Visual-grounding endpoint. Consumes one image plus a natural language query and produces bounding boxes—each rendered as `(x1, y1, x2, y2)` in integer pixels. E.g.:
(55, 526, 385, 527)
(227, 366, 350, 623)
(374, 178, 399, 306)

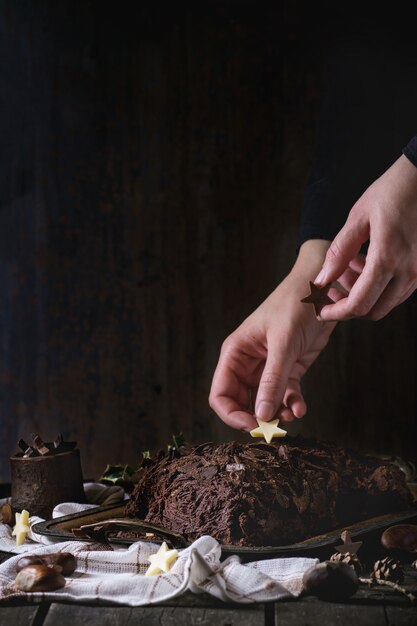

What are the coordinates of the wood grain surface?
(0, 0, 416, 483)
(1, 548, 417, 625)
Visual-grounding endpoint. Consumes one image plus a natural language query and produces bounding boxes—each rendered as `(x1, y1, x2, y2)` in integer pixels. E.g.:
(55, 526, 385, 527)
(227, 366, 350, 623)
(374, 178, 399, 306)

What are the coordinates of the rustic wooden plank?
(275, 598, 387, 625)
(163, 606, 265, 625)
(0, 606, 43, 626)
(385, 606, 417, 625)
(43, 603, 265, 626)
(1, 1, 416, 487)
(159, 589, 253, 609)
(43, 605, 161, 626)
(0, 0, 309, 483)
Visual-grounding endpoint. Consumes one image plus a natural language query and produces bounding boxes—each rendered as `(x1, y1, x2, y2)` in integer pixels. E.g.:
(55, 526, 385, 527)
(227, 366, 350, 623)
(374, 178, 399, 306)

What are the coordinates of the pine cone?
(372, 557, 404, 583)
(330, 551, 363, 575)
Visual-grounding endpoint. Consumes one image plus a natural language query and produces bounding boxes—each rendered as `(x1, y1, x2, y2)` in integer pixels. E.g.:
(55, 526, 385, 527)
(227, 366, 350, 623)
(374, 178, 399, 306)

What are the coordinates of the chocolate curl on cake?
(125, 437, 414, 548)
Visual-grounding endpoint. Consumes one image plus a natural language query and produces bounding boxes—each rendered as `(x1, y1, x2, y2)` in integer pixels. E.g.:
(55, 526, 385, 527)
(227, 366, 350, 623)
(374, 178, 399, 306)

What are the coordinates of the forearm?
(257, 239, 333, 316)
(291, 239, 331, 289)
(297, 34, 417, 254)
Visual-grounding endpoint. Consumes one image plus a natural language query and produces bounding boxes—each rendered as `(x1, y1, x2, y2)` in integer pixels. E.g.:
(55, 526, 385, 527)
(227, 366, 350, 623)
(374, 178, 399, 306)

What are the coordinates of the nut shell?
(16, 552, 77, 575)
(1, 503, 14, 526)
(381, 524, 417, 552)
(14, 564, 66, 592)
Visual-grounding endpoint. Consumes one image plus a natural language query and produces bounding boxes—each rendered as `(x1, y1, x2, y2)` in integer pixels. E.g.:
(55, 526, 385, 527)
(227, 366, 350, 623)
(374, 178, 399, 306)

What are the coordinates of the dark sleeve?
(296, 32, 417, 253)
(403, 135, 417, 168)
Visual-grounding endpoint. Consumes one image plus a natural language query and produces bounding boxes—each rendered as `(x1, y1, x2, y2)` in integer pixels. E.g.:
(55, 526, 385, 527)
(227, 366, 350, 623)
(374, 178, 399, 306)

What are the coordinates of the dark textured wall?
(1, 1, 416, 483)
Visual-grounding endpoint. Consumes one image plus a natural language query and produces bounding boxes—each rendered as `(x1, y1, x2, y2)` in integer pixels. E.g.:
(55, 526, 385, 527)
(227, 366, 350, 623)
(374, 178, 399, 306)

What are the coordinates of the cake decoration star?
(145, 541, 179, 576)
(335, 530, 363, 555)
(300, 281, 334, 316)
(250, 418, 287, 444)
(12, 509, 31, 546)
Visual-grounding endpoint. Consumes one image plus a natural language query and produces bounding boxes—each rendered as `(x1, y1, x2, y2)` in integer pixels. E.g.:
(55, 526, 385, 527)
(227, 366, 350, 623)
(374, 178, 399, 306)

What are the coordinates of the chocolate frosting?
(125, 436, 413, 546)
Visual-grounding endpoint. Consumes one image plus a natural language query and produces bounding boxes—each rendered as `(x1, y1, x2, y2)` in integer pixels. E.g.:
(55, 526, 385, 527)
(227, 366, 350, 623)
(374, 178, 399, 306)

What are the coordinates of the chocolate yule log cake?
(125, 436, 414, 547)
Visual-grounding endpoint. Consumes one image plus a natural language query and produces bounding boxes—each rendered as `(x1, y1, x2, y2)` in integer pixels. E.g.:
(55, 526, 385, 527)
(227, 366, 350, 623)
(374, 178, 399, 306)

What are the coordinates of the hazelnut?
(16, 552, 77, 576)
(381, 524, 417, 552)
(14, 564, 66, 592)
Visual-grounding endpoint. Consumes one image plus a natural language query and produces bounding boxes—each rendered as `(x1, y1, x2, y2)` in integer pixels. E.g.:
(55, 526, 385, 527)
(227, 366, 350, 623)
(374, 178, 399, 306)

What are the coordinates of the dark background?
(1, 0, 416, 483)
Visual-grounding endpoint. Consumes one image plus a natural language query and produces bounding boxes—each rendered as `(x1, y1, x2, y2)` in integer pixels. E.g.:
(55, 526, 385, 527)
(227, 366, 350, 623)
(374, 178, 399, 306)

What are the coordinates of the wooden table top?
(1, 549, 417, 626)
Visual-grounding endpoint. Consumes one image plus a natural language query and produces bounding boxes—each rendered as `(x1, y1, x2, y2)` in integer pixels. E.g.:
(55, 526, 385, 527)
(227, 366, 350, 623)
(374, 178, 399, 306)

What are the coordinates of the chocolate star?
(250, 418, 287, 444)
(301, 281, 334, 316)
(335, 530, 363, 555)
(145, 541, 179, 576)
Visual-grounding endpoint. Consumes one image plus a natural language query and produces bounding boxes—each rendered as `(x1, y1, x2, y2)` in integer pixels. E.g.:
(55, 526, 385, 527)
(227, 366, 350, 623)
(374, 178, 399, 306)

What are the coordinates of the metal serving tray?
(32, 502, 417, 561)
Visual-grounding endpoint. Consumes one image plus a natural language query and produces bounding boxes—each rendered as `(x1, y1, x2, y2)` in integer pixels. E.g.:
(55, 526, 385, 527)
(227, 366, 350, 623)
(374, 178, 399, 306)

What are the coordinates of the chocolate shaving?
(18, 439, 36, 458)
(194, 442, 213, 455)
(278, 445, 288, 461)
(201, 466, 217, 480)
(15, 433, 78, 457)
(32, 435, 51, 456)
(52, 434, 77, 453)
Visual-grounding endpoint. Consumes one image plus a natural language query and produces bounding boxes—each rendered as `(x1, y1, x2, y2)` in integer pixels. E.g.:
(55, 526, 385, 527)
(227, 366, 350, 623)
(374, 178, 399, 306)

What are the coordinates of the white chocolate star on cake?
(12, 509, 30, 546)
(250, 418, 287, 444)
(145, 541, 179, 576)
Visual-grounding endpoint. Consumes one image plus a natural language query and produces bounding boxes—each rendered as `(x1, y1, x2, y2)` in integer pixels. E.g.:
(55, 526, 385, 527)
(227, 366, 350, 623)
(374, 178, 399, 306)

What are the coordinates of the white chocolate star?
(145, 541, 179, 576)
(12, 509, 31, 546)
(250, 418, 287, 444)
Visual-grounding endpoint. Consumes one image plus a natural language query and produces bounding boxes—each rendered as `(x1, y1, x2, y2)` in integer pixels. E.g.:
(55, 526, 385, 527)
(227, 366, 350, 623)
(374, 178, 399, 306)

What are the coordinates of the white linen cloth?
(0, 484, 317, 605)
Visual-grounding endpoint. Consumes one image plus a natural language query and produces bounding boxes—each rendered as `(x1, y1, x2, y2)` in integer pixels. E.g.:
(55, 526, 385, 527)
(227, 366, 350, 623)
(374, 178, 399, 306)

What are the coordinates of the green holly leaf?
(99, 463, 135, 484)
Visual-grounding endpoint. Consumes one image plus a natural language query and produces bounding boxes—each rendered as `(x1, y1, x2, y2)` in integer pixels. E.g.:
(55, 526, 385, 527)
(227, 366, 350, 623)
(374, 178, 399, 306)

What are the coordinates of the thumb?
(314, 216, 369, 286)
(254, 353, 291, 421)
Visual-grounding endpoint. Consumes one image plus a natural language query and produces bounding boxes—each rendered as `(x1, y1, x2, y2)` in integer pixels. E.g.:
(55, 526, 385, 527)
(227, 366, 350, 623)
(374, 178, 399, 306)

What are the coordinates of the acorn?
(16, 552, 77, 576)
(381, 524, 417, 553)
(14, 564, 66, 592)
(303, 561, 358, 601)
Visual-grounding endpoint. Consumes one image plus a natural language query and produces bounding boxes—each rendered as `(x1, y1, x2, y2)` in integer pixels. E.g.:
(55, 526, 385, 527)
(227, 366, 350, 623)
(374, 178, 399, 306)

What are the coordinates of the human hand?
(209, 240, 339, 432)
(315, 154, 417, 321)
